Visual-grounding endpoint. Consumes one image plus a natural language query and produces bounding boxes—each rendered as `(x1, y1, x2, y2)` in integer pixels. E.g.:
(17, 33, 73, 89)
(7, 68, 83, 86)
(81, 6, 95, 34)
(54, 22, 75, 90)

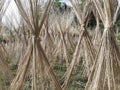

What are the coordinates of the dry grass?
(0, 0, 120, 90)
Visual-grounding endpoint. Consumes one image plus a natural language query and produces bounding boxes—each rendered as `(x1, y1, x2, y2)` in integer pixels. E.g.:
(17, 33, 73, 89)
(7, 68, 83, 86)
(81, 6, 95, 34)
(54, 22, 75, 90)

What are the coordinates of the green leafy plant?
(117, 33, 120, 40)
(54, 0, 61, 7)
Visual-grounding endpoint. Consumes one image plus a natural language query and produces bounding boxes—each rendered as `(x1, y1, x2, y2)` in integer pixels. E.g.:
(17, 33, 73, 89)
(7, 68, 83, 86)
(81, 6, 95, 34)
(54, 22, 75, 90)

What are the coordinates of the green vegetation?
(54, 0, 61, 7)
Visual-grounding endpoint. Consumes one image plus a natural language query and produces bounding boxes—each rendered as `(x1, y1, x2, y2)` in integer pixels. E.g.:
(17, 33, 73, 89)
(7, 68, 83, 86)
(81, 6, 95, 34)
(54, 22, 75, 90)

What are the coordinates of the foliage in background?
(54, 0, 61, 7)
(117, 33, 120, 40)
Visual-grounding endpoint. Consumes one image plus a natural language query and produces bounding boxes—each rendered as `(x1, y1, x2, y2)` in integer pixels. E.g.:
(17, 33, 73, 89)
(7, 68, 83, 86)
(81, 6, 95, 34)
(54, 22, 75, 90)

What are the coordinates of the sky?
(2, 0, 71, 26)
(2, 0, 19, 27)
(5, 0, 71, 15)
(118, 0, 120, 5)
(60, 0, 71, 6)
(5, 0, 70, 15)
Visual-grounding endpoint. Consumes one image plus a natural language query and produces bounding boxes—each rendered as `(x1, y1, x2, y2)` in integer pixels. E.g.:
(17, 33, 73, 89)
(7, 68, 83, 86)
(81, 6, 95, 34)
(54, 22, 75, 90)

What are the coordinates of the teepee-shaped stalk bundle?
(53, 14, 74, 66)
(92, 8, 102, 49)
(62, 0, 96, 89)
(113, 0, 120, 24)
(40, 14, 55, 62)
(41, 12, 54, 49)
(0, 0, 12, 81)
(86, 0, 120, 90)
(0, 0, 8, 61)
(10, 0, 62, 90)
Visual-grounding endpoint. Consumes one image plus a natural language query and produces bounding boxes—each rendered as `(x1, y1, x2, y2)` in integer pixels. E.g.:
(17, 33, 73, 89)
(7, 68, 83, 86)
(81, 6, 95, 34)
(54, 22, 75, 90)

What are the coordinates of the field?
(0, 0, 120, 90)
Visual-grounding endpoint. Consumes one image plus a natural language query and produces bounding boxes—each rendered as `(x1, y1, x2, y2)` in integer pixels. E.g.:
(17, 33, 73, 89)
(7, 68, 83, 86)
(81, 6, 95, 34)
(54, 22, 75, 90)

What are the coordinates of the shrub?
(117, 33, 120, 40)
